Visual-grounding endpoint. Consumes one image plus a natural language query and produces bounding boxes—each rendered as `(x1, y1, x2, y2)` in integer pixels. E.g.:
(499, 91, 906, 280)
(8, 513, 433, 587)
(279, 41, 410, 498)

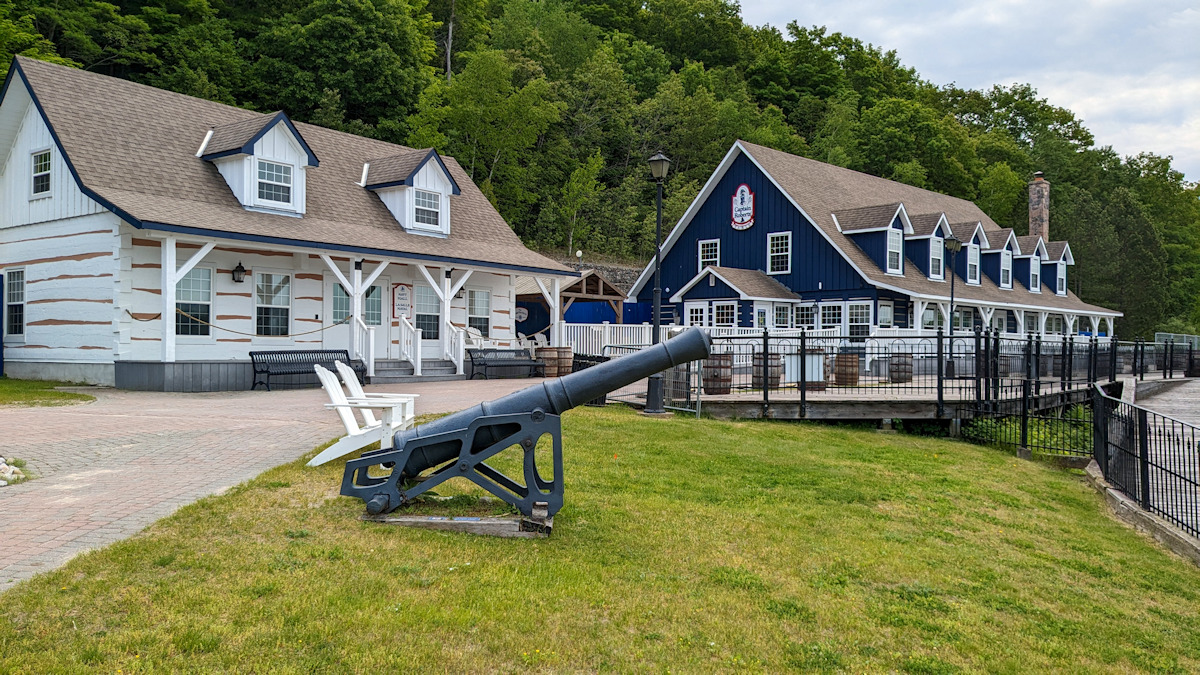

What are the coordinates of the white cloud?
(740, 0, 1200, 181)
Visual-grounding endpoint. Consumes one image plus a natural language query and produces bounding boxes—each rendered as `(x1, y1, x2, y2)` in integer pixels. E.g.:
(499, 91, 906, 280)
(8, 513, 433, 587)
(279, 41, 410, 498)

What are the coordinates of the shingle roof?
(948, 221, 988, 247)
(1015, 235, 1045, 257)
(710, 267, 801, 301)
(908, 212, 946, 237)
(364, 149, 435, 187)
(735, 141, 1116, 315)
(985, 228, 1017, 253)
(12, 56, 570, 276)
(204, 114, 282, 157)
(833, 203, 901, 232)
(1045, 241, 1070, 261)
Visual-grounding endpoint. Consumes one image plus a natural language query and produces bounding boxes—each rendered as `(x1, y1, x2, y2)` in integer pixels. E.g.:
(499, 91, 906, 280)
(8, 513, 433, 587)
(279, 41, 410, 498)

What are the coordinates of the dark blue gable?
(981, 239, 1013, 287)
(907, 238, 930, 277)
(679, 273, 740, 301)
(636, 152, 870, 309)
(951, 230, 984, 282)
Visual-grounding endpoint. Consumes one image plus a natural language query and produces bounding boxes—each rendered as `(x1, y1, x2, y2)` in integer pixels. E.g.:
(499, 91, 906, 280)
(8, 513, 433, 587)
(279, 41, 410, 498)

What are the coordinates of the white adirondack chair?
(333, 360, 418, 431)
(306, 364, 419, 467)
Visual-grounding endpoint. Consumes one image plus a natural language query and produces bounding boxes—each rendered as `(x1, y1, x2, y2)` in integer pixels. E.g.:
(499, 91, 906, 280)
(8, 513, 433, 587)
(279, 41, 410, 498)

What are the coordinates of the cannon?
(340, 328, 712, 528)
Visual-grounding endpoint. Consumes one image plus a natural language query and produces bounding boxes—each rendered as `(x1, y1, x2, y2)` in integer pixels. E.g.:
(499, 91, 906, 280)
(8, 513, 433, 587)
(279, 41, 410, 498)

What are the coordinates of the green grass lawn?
(3, 406, 1199, 672)
(0, 376, 93, 406)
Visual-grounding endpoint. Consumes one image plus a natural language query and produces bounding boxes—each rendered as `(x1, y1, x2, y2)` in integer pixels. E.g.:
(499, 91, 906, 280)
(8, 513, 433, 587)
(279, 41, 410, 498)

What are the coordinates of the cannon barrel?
(390, 327, 711, 478)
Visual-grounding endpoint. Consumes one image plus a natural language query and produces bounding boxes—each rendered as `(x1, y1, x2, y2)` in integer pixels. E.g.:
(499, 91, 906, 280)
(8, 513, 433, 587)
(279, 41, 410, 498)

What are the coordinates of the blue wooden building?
(629, 141, 1120, 336)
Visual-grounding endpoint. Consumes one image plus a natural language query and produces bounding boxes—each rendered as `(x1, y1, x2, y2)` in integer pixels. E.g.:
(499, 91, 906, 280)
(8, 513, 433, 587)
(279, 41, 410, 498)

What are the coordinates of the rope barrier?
(124, 308, 355, 338)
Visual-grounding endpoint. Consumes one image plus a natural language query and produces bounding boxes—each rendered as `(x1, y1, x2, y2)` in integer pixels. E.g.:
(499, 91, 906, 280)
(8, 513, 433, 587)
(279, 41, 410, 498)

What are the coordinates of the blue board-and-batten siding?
(679, 274, 741, 301)
(906, 239, 930, 278)
(845, 216, 904, 275)
(636, 153, 871, 315)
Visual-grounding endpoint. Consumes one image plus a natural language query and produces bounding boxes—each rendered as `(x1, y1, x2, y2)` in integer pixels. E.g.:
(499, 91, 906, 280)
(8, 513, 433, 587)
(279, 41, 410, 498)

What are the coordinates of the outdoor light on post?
(943, 234, 963, 377)
(645, 151, 671, 415)
(575, 249, 583, 271)
(231, 261, 247, 283)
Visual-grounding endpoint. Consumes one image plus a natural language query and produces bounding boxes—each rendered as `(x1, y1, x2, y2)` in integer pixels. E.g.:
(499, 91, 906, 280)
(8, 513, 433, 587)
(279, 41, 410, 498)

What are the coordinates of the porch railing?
(445, 320, 465, 375)
(352, 316, 376, 378)
(398, 315, 422, 377)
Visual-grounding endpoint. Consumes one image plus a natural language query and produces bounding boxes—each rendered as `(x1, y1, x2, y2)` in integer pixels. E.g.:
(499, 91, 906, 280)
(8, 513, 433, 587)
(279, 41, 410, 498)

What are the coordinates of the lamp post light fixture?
(231, 261, 247, 283)
(575, 249, 583, 271)
(645, 151, 671, 415)
(943, 234, 963, 378)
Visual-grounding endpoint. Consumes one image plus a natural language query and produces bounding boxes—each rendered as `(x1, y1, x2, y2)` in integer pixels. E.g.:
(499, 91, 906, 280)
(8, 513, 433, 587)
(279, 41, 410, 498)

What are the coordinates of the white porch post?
(553, 278, 562, 347)
(1038, 312, 1048, 334)
(913, 300, 926, 331)
(1016, 310, 1026, 334)
(533, 277, 561, 347)
(441, 269, 452, 356)
(161, 237, 215, 363)
(319, 254, 356, 355)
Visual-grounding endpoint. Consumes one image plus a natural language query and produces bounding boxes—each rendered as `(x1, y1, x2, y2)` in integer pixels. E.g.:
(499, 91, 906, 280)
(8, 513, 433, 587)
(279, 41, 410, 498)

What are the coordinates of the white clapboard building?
(0, 56, 575, 390)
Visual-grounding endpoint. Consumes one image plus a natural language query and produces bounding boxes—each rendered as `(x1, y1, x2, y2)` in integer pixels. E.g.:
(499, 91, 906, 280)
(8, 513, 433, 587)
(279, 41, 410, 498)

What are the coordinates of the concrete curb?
(1085, 459, 1200, 567)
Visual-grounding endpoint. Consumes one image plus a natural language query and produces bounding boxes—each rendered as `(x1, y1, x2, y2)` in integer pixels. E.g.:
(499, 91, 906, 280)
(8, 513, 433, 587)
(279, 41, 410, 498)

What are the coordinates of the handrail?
(353, 315, 376, 377)
(444, 319, 465, 375)
(398, 314, 422, 377)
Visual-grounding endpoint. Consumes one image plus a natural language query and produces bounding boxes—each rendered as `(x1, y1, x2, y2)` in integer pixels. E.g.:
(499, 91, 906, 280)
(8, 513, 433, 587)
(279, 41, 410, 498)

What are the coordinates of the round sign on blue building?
(732, 183, 754, 230)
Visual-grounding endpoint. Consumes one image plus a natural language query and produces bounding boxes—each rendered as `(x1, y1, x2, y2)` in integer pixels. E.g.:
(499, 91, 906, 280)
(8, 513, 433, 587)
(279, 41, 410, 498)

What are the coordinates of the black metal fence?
(1093, 386, 1200, 538)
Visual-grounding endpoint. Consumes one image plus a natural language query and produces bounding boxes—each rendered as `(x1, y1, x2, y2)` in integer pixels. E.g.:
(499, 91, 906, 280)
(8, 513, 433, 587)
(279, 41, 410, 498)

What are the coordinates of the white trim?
(886, 227, 903, 274)
(253, 269, 294, 341)
(956, 222, 991, 249)
(668, 267, 799, 303)
(966, 244, 980, 285)
(174, 265, 216, 343)
(929, 235, 944, 281)
(712, 301, 737, 327)
(1000, 249, 1013, 289)
(253, 158, 295, 210)
(840, 203, 915, 235)
(905, 213, 952, 240)
(767, 231, 791, 275)
(29, 147, 52, 200)
(877, 300, 894, 328)
(1056, 262, 1067, 296)
(1029, 261, 1041, 293)
(697, 238, 720, 273)
(3, 267, 26, 341)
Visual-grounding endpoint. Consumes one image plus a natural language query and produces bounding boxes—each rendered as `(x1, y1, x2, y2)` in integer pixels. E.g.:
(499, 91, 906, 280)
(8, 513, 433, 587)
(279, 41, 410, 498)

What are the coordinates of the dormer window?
(967, 244, 980, 284)
(929, 236, 944, 279)
(256, 160, 293, 205)
(886, 228, 903, 273)
(414, 189, 441, 228)
(1000, 250, 1012, 288)
(1030, 262, 1041, 292)
(1057, 263, 1066, 295)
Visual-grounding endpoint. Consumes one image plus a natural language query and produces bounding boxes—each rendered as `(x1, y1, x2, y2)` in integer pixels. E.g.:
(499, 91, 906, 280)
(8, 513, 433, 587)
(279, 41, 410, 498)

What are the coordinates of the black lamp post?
(943, 234, 962, 377)
(645, 151, 671, 414)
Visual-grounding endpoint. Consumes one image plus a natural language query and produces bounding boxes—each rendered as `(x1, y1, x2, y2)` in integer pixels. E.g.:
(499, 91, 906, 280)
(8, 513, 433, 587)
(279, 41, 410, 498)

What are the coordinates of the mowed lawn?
(3, 407, 1199, 673)
(0, 376, 93, 406)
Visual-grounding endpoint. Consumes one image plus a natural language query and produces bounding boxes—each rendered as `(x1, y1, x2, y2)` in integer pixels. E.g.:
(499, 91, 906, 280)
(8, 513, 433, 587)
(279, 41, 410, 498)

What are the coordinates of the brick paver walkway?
(0, 378, 541, 592)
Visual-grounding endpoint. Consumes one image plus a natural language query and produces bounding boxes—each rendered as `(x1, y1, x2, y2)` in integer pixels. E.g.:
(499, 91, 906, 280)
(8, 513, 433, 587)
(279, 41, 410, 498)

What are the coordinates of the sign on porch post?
(392, 283, 411, 319)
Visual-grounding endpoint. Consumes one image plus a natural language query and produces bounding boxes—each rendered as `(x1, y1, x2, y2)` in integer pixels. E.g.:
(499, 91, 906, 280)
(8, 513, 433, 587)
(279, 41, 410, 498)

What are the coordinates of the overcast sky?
(740, 0, 1200, 183)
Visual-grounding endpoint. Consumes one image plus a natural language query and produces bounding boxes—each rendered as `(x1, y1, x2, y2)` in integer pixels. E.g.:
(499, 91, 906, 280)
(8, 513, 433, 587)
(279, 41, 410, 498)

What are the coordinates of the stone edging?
(1085, 459, 1200, 567)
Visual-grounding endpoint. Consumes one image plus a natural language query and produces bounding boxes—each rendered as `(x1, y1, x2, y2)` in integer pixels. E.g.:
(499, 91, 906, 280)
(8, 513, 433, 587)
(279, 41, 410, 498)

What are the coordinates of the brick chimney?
(1028, 171, 1050, 240)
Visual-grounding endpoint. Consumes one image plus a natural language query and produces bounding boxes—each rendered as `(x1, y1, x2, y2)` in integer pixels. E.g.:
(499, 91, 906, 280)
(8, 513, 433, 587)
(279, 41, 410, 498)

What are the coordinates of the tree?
(975, 162, 1026, 228)
(1105, 188, 1167, 337)
(249, 0, 435, 129)
(558, 150, 605, 253)
(858, 97, 979, 198)
(0, 0, 76, 79)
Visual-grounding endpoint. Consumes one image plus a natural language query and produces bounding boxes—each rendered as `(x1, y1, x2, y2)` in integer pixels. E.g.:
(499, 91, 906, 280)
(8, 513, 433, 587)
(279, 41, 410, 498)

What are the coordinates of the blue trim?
(3, 58, 143, 228)
(138, 221, 576, 277)
(364, 149, 462, 195)
(200, 111, 320, 167)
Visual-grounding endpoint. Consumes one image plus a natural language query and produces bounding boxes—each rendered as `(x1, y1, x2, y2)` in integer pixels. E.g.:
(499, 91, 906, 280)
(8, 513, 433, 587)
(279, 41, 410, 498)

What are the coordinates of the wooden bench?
(466, 348, 545, 380)
(249, 349, 366, 391)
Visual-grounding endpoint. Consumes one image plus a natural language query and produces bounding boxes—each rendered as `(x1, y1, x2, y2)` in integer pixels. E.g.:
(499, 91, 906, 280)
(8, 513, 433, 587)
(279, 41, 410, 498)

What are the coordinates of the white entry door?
(325, 276, 390, 359)
(413, 284, 442, 359)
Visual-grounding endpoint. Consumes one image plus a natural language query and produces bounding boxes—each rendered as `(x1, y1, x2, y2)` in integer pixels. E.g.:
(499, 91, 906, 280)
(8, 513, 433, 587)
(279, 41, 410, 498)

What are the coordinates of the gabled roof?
(629, 140, 1119, 317)
(200, 111, 319, 166)
(833, 202, 910, 233)
(515, 269, 627, 300)
(363, 148, 462, 194)
(1046, 241, 1074, 264)
(5, 56, 570, 277)
(907, 212, 951, 238)
(1015, 235, 1048, 259)
(981, 228, 1019, 255)
(949, 221, 991, 248)
(669, 266, 801, 303)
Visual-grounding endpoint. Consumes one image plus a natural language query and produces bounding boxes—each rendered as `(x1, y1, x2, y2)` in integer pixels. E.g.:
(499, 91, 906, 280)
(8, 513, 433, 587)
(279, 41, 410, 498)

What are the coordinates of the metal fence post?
(973, 325, 982, 403)
(937, 327, 945, 418)
(991, 328, 1001, 402)
(1137, 407, 1151, 510)
(1020, 334, 1032, 458)
(1060, 334, 1068, 392)
(1035, 334, 1043, 396)
(761, 327, 770, 418)
(1109, 335, 1118, 384)
(799, 329, 807, 417)
(1189, 341, 1194, 378)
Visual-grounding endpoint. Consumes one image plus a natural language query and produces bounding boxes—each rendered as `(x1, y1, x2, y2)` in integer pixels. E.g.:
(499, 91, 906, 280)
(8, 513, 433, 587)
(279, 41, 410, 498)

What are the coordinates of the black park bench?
(249, 349, 367, 391)
(467, 348, 545, 380)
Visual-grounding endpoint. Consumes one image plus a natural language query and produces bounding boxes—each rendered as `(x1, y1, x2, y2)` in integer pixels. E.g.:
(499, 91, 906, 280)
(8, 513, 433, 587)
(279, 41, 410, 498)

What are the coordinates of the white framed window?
(333, 285, 383, 326)
(414, 285, 441, 339)
(713, 302, 736, 327)
(1025, 311, 1039, 333)
(821, 304, 842, 331)
(767, 232, 791, 275)
(256, 159, 293, 205)
(922, 306, 944, 330)
(5, 269, 26, 336)
(848, 303, 871, 337)
(966, 244, 980, 284)
(886, 228, 903, 273)
(468, 289, 490, 336)
(30, 149, 51, 198)
(686, 303, 708, 327)
(795, 305, 816, 330)
(952, 307, 974, 331)
(774, 305, 791, 328)
(993, 313, 1008, 333)
(929, 236, 944, 280)
(698, 239, 720, 272)
(1046, 314, 1065, 334)
(1056, 263, 1066, 295)
(414, 189, 441, 229)
(1000, 250, 1013, 288)
(878, 302, 893, 328)
(1030, 263, 1041, 292)
(255, 272, 291, 337)
(175, 267, 212, 336)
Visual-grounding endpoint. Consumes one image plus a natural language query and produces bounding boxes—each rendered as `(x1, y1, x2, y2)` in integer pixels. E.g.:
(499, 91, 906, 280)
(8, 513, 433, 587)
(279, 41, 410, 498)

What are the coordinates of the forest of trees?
(1, 0, 1197, 337)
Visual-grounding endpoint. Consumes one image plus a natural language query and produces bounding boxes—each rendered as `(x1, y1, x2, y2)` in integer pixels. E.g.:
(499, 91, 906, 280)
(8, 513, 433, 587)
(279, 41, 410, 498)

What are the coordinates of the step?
(367, 374, 466, 384)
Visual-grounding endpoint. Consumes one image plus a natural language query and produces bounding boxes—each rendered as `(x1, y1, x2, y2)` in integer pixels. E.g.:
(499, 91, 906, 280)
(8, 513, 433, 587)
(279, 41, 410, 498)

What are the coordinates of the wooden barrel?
(536, 347, 559, 377)
(702, 353, 733, 395)
(834, 353, 859, 386)
(752, 353, 783, 390)
(888, 352, 913, 383)
(555, 346, 574, 375)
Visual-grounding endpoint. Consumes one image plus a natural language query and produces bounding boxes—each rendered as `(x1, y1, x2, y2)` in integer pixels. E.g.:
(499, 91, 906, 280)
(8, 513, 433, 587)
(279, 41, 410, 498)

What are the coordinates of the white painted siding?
(412, 160, 450, 193)
(253, 122, 307, 214)
(0, 82, 104, 229)
(214, 156, 247, 204)
(0, 213, 120, 364)
(377, 187, 411, 229)
(373, 160, 452, 236)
